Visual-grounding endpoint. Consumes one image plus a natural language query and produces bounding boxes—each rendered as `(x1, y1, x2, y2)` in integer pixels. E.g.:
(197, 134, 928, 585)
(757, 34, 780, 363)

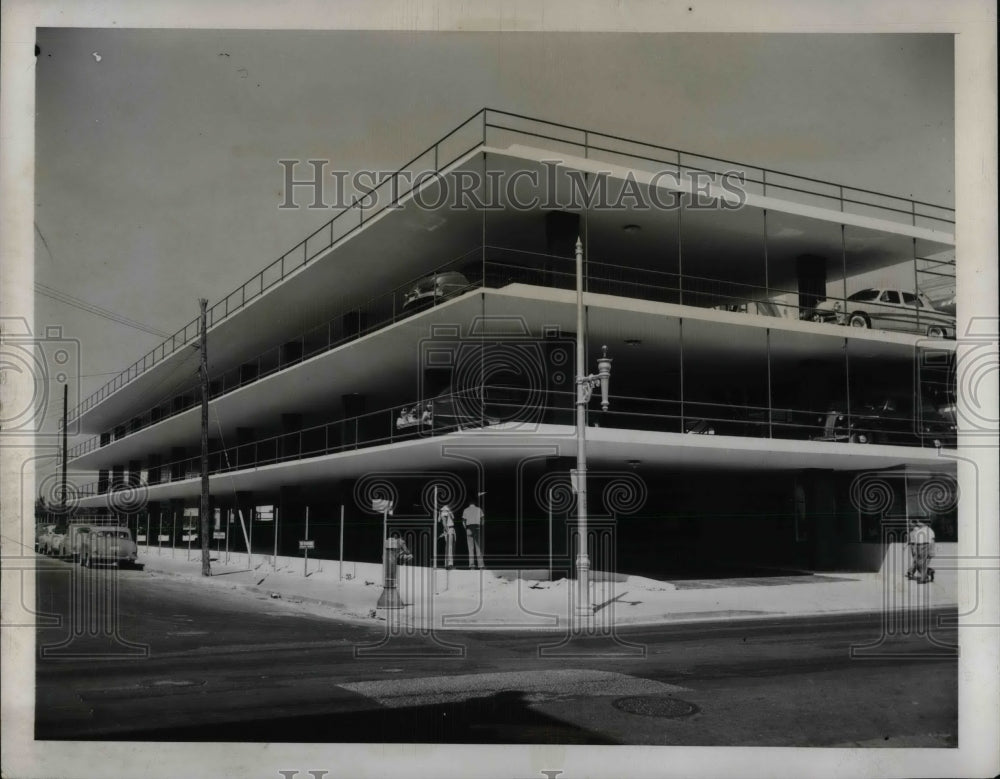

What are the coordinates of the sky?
(30, 30, 955, 454)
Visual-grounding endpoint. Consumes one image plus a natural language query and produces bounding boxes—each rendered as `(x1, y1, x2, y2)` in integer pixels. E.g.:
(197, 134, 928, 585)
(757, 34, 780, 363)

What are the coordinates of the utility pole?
(198, 298, 211, 577)
(573, 236, 612, 628)
(61, 384, 68, 514)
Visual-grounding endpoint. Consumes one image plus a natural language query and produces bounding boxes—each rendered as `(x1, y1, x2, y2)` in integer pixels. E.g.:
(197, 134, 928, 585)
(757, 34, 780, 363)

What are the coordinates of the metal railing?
(67, 242, 956, 461)
(68, 108, 955, 425)
(75, 385, 956, 499)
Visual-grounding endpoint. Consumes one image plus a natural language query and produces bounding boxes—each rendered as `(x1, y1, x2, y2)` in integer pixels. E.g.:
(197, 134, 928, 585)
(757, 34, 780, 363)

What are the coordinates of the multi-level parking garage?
(64, 110, 957, 577)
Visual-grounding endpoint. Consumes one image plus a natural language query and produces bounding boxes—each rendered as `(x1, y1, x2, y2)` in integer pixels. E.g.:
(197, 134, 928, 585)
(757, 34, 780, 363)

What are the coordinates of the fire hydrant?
(376, 535, 412, 609)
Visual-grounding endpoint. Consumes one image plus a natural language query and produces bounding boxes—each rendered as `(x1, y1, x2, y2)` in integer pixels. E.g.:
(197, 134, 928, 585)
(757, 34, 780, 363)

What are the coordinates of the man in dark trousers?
(462, 498, 485, 570)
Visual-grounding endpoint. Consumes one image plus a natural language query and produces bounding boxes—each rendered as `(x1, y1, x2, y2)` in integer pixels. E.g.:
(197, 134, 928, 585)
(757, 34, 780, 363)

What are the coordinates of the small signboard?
(213, 532, 226, 540)
(298, 540, 315, 550)
(157, 534, 170, 542)
(183, 508, 199, 517)
(137, 535, 147, 542)
(181, 534, 198, 542)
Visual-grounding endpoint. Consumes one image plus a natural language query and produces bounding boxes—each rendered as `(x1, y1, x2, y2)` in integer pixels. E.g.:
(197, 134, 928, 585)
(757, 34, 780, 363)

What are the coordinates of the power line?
(34, 282, 172, 338)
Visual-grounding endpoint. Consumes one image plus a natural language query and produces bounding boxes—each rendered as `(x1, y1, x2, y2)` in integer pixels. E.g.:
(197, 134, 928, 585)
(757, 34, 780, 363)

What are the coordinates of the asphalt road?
(34, 556, 958, 746)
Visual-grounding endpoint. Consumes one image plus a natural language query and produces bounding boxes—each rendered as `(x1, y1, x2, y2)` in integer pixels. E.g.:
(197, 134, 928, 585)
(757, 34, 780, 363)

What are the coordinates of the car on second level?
(813, 396, 956, 448)
(805, 288, 955, 338)
(79, 526, 140, 568)
(402, 271, 472, 310)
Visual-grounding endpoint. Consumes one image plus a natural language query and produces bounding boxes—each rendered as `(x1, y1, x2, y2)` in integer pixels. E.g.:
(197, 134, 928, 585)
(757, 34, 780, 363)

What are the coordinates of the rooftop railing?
(68, 108, 956, 425)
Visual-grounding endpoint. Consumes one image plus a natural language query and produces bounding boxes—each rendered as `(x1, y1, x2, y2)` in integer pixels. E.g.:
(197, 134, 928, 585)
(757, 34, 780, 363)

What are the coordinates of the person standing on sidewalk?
(912, 519, 936, 583)
(906, 519, 919, 580)
(462, 498, 485, 569)
(438, 504, 456, 570)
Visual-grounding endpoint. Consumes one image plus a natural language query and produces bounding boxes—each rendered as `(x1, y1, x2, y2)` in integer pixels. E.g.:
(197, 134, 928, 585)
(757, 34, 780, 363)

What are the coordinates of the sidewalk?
(133, 545, 958, 630)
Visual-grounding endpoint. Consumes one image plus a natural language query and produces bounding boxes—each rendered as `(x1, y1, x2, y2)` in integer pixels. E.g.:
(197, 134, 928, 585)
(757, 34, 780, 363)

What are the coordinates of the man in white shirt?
(462, 499, 485, 570)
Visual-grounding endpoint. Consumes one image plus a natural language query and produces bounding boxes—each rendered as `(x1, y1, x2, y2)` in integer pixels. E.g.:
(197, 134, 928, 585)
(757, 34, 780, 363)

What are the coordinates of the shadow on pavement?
(81, 689, 619, 744)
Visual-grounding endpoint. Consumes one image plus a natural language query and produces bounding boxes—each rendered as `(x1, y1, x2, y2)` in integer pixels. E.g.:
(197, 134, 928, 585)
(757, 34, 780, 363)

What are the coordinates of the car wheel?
(927, 325, 945, 338)
(848, 312, 870, 329)
(849, 432, 871, 444)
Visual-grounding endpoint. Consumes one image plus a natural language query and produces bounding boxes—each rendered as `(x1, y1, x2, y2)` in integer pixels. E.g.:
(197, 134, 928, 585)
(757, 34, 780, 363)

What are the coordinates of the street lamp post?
(573, 236, 612, 627)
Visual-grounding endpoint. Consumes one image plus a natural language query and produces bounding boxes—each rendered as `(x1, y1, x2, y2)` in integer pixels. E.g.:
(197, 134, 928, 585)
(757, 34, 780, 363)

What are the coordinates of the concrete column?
(280, 414, 303, 459)
(236, 427, 255, 469)
(341, 394, 366, 447)
(545, 210, 581, 288)
(342, 310, 368, 339)
(278, 486, 303, 559)
(146, 454, 161, 485)
(796, 254, 828, 313)
(170, 447, 186, 481)
(280, 340, 303, 367)
(796, 469, 839, 570)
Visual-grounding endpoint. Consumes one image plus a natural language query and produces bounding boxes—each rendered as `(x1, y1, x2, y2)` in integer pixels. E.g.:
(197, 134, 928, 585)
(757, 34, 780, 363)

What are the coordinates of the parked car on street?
(804, 288, 955, 338)
(813, 396, 956, 447)
(60, 524, 93, 561)
(45, 526, 67, 556)
(78, 526, 140, 568)
(402, 271, 472, 310)
(36, 523, 57, 553)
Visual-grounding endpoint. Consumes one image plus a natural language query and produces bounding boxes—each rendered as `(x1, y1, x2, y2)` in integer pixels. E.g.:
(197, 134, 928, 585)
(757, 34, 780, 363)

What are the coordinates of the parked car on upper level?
(712, 300, 782, 318)
(79, 526, 139, 568)
(402, 271, 472, 310)
(805, 288, 955, 338)
(813, 396, 956, 448)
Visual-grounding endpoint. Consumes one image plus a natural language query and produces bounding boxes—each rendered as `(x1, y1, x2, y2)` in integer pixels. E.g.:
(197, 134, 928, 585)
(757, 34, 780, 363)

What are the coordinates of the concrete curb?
(140, 560, 958, 631)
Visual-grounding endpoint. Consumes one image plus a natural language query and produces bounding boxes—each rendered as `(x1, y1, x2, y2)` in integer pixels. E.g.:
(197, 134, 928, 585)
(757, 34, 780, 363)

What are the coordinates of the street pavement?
(34, 551, 958, 746)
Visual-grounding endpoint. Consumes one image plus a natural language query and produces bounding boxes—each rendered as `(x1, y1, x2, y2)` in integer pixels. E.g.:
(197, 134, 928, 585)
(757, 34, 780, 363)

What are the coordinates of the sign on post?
(213, 532, 226, 540)
(157, 534, 170, 542)
(137, 535, 147, 543)
(298, 540, 315, 550)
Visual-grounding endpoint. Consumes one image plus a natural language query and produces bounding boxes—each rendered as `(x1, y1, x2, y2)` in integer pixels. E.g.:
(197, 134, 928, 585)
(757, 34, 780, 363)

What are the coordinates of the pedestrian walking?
(438, 504, 456, 569)
(462, 498, 485, 569)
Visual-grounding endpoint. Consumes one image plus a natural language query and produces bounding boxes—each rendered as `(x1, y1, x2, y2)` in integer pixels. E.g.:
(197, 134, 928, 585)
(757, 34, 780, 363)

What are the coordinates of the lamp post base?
(574, 554, 592, 628)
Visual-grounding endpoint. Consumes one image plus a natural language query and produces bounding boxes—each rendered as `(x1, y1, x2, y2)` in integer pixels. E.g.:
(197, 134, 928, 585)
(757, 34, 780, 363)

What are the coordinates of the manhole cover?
(612, 695, 699, 718)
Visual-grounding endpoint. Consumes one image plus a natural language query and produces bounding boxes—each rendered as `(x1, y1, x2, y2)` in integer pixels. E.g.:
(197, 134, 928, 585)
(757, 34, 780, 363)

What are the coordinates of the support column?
(341, 394, 366, 447)
(796, 469, 839, 570)
(170, 447, 186, 481)
(280, 414, 303, 459)
(545, 210, 580, 288)
(236, 427, 255, 469)
(796, 254, 828, 313)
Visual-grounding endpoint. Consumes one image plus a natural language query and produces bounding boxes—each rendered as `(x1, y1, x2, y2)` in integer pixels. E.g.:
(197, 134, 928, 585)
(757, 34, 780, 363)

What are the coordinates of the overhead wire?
(35, 282, 172, 338)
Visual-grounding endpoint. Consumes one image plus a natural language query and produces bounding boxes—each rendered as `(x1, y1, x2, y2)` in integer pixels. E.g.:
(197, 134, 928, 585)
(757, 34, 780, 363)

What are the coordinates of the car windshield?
(847, 289, 880, 302)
